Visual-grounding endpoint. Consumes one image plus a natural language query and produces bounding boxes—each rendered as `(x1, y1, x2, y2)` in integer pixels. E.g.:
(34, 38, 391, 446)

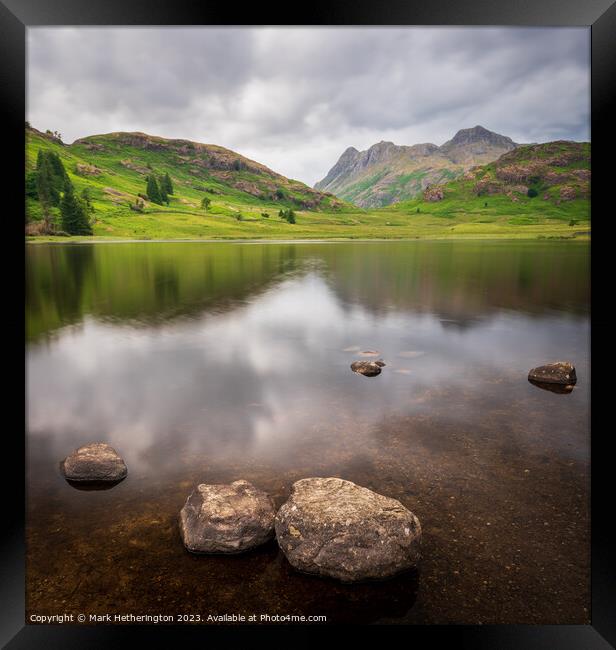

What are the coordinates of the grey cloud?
(27, 27, 590, 186)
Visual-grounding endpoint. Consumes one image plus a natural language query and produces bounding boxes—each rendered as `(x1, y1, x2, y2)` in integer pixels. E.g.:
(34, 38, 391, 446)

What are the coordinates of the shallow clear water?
(26, 240, 590, 624)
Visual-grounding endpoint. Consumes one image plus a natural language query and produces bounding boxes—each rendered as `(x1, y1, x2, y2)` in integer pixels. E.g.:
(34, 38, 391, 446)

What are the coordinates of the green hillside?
(377, 140, 590, 238)
(25, 127, 590, 241)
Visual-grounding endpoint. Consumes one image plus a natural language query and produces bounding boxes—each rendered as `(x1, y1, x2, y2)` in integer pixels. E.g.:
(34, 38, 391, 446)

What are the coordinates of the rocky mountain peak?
(340, 146, 360, 160)
(444, 125, 516, 149)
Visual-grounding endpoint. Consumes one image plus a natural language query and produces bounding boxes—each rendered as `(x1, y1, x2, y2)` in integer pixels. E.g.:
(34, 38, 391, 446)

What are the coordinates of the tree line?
(27, 150, 93, 235)
(146, 172, 174, 205)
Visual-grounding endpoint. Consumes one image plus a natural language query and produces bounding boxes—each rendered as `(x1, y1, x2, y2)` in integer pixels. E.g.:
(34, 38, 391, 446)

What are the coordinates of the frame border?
(3, 0, 614, 645)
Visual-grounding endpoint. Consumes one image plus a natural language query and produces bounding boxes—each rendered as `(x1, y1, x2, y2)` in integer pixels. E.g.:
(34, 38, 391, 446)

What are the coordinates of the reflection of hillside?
(26, 243, 302, 342)
(316, 241, 589, 321)
(26, 241, 589, 343)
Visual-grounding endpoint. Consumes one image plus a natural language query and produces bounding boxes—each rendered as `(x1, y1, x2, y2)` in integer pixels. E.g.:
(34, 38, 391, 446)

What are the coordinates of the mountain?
(315, 126, 518, 208)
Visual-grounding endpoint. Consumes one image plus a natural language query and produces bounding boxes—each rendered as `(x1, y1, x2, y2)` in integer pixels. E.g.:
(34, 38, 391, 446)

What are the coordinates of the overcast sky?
(27, 27, 590, 186)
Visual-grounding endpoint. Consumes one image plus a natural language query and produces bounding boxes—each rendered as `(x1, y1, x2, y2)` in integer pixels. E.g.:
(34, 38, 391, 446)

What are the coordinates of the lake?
(26, 240, 590, 624)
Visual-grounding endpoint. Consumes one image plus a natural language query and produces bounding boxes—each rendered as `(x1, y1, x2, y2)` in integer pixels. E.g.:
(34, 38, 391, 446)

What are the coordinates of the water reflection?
(27, 241, 589, 342)
(26, 241, 590, 624)
(27, 273, 589, 474)
(528, 378, 575, 394)
(65, 478, 125, 491)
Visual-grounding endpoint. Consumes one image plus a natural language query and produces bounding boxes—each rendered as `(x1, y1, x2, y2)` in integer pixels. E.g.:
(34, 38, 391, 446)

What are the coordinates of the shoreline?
(25, 234, 591, 245)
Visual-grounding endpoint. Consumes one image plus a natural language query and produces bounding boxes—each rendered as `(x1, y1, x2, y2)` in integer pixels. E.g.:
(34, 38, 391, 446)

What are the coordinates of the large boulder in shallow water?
(275, 477, 422, 582)
(528, 362, 577, 386)
(61, 442, 127, 483)
(351, 360, 385, 377)
(179, 480, 275, 554)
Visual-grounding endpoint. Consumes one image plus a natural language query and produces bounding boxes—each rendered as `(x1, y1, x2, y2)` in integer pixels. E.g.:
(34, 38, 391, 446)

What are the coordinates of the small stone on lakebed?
(179, 480, 276, 554)
(61, 442, 127, 484)
(528, 362, 577, 386)
(351, 360, 385, 377)
(275, 477, 422, 583)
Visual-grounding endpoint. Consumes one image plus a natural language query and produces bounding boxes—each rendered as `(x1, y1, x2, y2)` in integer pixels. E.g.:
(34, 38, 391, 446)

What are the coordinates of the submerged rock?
(61, 442, 127, 484)
(179, 480, 275, 554)
(528, 362, 577, 386)
(275, 477, 422, 582)
(351, 360, 385, 377)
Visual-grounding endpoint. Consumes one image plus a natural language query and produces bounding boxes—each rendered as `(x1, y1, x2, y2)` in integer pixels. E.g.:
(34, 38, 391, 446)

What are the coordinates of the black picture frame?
(2, 0, 614, 645)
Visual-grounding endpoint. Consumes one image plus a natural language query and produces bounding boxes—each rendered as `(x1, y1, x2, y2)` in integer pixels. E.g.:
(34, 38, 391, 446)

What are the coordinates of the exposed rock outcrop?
(559, 186, 577, 201)
(75, 162, 102, 176)
(423, 186, 445, 202)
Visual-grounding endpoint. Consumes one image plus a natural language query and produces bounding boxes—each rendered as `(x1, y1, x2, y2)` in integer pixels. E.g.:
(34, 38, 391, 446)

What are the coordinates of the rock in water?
(61, 442, 127, 484)
(275, 477, 422, 582)
(528, 362, 577, 386)
(179, 480, 275, 554)
(351, 360, 385, 377)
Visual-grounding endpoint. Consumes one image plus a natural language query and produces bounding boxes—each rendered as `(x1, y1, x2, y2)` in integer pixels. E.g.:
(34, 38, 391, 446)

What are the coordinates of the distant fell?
(315, 125, 518, 208)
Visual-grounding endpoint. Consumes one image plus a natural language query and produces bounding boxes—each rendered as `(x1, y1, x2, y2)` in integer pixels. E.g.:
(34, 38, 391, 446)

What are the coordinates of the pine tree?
(158, 177, 168, 204)
(26, 171, 38, 199)
(48, 151, 70, 191)
(162, 172, 173, 195)
(36, 155, 58, 209)
(146, 175, 163, 204)
(36, 150, 66, 205)
(60, 185, 93, 235)
(36, 149, 45, 172)
(81, 187, 95, 213)
(201, 196, 211, 211)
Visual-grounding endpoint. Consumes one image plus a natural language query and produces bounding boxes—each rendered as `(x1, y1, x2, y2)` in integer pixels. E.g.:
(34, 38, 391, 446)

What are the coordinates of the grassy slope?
(26, 130, 590, 242)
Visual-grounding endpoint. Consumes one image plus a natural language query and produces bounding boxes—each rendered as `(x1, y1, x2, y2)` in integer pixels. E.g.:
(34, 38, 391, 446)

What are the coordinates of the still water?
(26, 241, 589, 624)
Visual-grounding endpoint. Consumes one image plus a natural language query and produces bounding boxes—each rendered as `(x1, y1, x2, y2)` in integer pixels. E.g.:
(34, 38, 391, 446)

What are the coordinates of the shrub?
(279, 208, 296, 224)
(129, 198, 145, 213)
(527, 188, 538, 198)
